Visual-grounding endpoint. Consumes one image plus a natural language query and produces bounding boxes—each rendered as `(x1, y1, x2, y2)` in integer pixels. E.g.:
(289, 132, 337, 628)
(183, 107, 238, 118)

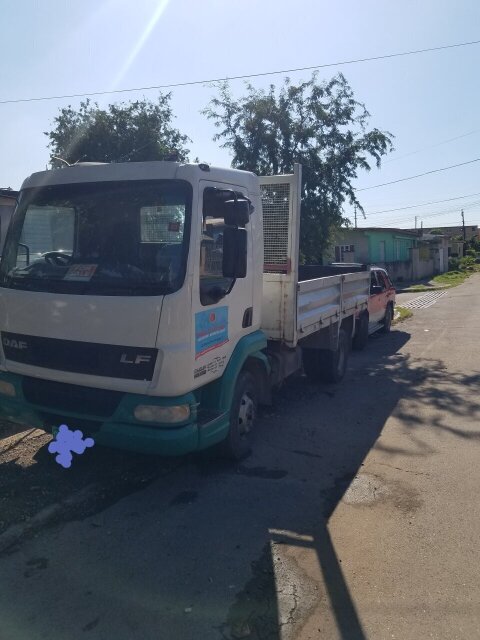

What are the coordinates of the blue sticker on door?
(195, 306, 229, 359)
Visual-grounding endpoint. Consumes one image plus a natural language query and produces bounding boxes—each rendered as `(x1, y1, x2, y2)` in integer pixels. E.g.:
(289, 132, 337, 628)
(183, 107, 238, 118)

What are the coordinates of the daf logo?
(3, 338, 28, 350)
(120, 353, 152, 365)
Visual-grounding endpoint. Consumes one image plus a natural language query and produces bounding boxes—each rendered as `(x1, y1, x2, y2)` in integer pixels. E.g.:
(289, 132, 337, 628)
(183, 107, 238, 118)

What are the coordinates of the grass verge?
(400, 268, 476, 292)
(393, 306, 413, 324)
(431, 270, 470, 286)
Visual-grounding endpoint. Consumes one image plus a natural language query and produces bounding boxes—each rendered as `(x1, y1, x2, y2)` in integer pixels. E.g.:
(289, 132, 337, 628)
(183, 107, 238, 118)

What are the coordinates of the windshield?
(0, 179, 192, 296)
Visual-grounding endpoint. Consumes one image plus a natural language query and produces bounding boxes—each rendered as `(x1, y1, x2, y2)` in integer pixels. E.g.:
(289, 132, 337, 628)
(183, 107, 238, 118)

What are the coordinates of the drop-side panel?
(341, 271, 371, 316)
(297, 275, 342, 338)
(297, 271, 369, 339)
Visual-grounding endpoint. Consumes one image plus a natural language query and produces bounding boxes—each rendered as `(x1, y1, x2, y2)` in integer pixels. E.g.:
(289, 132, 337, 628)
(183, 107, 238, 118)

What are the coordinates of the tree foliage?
(468, 235, 480, 252)
(45, 94, 190, 166)
(204, 74, 393, 262)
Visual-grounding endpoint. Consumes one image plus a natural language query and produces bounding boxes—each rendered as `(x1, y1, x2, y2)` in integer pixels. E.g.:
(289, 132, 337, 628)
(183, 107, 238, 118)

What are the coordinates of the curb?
(0, 484, 97, 554)
(396, 285, 447, 293)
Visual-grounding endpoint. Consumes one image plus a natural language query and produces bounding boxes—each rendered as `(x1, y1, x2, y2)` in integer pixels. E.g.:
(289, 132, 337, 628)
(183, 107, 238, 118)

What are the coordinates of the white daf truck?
(0, 162, 369, 458)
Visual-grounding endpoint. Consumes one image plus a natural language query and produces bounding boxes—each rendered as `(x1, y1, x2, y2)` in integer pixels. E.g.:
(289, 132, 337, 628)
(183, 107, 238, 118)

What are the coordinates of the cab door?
(377, 270, 395, 317)
(190, 180, 254, 386)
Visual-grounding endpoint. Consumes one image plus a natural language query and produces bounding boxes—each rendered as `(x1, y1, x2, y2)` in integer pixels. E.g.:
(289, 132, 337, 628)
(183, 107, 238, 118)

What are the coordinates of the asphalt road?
(0, 275, 479, 640)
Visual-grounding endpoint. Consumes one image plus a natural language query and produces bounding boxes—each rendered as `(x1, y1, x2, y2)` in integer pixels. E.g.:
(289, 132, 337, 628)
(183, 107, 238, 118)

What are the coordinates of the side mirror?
(18, 242, 30, 266)
(370, 285, 383, 295)
(222, 227, 247, 278)
(203, 187, 252, 227)
(223, 198, 251, 227)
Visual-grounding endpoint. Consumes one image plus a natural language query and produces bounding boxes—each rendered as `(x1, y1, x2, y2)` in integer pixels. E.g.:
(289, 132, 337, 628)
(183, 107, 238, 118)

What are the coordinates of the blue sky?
(1, 0, 480, 229)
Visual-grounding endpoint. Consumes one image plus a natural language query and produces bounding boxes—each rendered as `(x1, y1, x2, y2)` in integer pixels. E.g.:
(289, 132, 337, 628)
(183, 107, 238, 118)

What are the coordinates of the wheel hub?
(238, 393, 255, 436)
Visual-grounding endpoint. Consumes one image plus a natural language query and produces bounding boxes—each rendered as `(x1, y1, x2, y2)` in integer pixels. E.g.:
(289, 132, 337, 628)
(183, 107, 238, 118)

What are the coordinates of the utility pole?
(354, 205, 357, 229)
(461, 209, 466, 241)
(415, 216, 417, 229)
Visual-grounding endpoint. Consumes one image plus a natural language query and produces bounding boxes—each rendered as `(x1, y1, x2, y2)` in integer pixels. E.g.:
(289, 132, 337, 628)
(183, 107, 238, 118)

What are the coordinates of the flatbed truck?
(0, 162, 369, 458)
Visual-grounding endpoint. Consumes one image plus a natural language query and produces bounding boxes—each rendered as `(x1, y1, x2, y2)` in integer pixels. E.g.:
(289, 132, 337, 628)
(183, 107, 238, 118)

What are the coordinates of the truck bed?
(298, 263, 368, 280)
(296, 268, 370, 340)
(261, 266, 370, 345)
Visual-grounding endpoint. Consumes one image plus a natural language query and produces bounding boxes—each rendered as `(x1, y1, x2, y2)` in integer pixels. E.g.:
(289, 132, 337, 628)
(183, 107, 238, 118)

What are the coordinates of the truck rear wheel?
(303, 329, 349, 384)
(352, 312, 369, 350)
(220, 371, 257, 460)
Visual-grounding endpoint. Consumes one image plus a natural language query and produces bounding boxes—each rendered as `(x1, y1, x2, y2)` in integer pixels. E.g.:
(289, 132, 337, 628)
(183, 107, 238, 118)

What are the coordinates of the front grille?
(2, 332, 157, 381)
(22, 377, 124, 418)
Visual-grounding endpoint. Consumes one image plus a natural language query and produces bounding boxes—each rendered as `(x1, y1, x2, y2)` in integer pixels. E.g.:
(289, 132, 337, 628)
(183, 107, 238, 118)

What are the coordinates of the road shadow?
(2, 328, 480, 639)
(219, 327, 480, 639)
(0, 420, 180, 536)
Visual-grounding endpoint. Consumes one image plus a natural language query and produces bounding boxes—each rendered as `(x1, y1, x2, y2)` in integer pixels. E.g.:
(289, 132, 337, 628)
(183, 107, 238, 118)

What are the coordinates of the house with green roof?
(325, 227, 447, 281)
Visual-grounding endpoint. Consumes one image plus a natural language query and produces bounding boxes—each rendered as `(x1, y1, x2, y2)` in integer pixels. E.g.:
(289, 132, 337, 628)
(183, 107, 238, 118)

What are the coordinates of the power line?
(357, 157, 480, 191)
(362, 197, 480, 223)
(384, 129, 480, 164)
(384, 199, 480, 221)
(1, 39, 480, 106)
(353, 202, 480, 227)
(364, 190, 480, 216)
(360, 211, 480, 228)
(362, 201, 480, 226)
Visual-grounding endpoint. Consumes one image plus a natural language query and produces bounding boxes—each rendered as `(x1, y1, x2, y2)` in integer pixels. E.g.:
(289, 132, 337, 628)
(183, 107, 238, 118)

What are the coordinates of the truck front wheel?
(220, 371, 258, 460)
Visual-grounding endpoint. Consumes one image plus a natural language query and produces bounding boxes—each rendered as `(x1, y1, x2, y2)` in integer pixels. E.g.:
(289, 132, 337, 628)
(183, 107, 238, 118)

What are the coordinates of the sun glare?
(109, 0, 171, 91)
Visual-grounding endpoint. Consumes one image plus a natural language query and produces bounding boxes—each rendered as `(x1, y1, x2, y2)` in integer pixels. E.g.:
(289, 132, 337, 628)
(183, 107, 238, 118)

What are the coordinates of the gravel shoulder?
(0, 421, 180, 539)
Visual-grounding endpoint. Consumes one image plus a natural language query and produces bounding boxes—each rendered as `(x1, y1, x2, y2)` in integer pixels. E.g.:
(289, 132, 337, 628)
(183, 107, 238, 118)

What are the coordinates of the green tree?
(468, 235, 480, 251)
(204, 73, 393, 262)
(45, 94, 190, 166)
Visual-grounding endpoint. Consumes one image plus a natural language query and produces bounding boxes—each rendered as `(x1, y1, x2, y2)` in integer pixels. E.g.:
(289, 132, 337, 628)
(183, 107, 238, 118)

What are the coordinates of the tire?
(303, 348, 322, 381)
(381, 304, 393, 333)
(352, 312, 369, 350)
(219, 371, 257, 460)
(303, 329, 349, 384)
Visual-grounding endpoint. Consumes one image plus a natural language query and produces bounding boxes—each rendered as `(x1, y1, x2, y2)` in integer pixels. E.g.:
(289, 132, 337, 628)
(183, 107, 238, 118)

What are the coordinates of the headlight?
(0, 381, 16, 397)
(134, 404, 191, 424)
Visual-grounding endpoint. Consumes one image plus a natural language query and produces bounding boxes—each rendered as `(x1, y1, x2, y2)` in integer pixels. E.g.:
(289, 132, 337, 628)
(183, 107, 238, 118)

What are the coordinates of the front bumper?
(0, 372, 229, 456)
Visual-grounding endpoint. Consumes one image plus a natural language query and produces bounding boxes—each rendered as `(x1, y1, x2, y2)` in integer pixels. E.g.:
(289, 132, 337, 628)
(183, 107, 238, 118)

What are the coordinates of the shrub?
(448, 257, 461, 271)
(459, 256, 476, 271)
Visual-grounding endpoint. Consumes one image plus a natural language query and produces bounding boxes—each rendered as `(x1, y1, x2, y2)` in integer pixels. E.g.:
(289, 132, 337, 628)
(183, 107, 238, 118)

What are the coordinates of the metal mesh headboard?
(260, 182, 291, 273)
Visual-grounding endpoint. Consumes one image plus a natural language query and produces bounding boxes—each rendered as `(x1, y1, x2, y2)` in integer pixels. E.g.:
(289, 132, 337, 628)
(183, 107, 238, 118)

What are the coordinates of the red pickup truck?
(353, 266, 396, 349)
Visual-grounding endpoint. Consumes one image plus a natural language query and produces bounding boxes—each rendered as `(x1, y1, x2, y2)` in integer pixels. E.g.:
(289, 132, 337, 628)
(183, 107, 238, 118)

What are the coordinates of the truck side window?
(200, 194, 234, 306)
(139, 204, 185, 289)
(377, 272, 388, 290)
(370, 271, 379, 293)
